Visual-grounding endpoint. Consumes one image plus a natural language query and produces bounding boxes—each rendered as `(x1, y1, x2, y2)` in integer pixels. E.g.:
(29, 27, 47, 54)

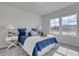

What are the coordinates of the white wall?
(42, 3, 79, 47)
(0, 4, 42, 48)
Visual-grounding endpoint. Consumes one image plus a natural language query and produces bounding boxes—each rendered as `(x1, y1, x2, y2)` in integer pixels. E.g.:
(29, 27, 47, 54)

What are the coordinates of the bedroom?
(0, 2, 79, 56)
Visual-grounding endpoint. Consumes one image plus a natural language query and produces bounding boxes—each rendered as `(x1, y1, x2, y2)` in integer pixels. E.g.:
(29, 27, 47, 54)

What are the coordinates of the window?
(49, 18, 59, 35)
(62, 15, 77, 25)
(49, 14, 77, 36)
(50, 18, 59, 27)
(62, 14, 77, 36)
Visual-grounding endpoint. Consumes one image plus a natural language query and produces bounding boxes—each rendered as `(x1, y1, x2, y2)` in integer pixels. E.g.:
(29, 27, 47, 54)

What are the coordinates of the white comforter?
(22, 35, 55, 56)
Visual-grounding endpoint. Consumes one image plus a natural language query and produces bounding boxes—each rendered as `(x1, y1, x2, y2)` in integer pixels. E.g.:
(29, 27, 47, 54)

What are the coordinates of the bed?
(18, 35, 58, 56)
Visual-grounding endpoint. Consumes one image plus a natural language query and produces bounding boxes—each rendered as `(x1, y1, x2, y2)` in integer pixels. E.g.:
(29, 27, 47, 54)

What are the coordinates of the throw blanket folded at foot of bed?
(19, 35, 58, 56)
(32, 37, 57, 56)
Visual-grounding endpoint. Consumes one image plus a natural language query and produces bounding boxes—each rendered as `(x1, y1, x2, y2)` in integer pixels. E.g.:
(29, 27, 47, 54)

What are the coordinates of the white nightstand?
(5, 36, 18, 50)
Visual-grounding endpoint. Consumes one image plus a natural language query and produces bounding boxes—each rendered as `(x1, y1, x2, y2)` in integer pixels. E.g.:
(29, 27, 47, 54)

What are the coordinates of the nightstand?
(5, 36, 18, 50)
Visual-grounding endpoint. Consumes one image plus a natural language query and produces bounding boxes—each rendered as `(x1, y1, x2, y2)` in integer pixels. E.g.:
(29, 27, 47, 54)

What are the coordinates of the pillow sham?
(18, 28, 26, 35)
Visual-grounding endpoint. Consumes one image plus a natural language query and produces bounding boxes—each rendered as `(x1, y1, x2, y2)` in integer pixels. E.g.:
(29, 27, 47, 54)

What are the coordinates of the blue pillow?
(31, 28, 37, 31)
(31, 28, 41, 36)
(18, 28, 26, 35)
(18, 35, 27, 45)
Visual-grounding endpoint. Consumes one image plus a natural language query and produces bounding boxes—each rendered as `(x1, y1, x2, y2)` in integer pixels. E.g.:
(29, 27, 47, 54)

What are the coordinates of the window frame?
(49, 18, 60, 35)
(61, 14, 77, 36)
(49, 14, 77, 36)
(62, 14, 77, 26)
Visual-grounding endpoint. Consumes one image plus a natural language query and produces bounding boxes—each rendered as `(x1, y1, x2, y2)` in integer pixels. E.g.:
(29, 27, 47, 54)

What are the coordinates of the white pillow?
(31, 31, 38, 36)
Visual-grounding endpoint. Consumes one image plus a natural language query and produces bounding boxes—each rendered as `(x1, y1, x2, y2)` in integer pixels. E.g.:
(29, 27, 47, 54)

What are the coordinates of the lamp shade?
(6, 25, 15, 30)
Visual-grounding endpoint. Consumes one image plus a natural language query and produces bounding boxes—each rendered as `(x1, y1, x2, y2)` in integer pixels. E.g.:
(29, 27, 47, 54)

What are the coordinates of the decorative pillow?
(31, 28, 37, 31)
(31, 28, 40, 36)
(31, 28, 38, 36)
(27, 32, 32, 36)
(18, 28, 26, 35)
(18, 35, 27, 45)
(31, 31, 38, 36)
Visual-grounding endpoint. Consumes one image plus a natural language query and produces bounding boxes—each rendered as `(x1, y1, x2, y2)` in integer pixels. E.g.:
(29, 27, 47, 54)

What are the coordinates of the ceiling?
(0, 2, 76, 16)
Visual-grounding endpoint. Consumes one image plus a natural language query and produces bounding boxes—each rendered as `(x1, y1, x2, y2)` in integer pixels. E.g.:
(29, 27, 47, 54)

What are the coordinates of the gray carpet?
(0, 43, 79, 56)
(0, 45, 28, 56)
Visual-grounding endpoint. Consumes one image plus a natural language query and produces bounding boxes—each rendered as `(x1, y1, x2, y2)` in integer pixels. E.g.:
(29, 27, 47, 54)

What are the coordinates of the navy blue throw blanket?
(32, 37, 58, 56)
